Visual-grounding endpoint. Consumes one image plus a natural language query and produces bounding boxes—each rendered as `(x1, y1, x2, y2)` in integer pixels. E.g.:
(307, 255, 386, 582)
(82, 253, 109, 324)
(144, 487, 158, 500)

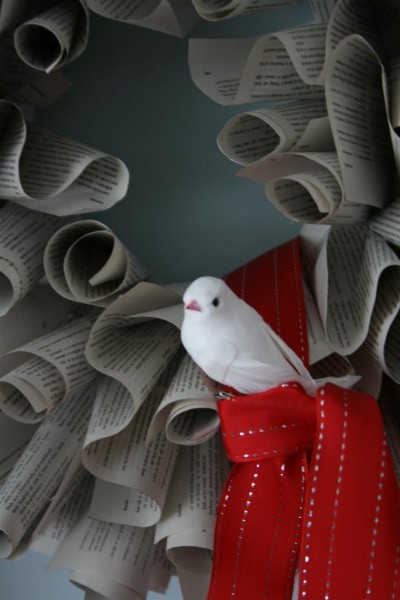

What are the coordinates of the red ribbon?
(207, 238, 400, 600)
(224, 237, 309, 367)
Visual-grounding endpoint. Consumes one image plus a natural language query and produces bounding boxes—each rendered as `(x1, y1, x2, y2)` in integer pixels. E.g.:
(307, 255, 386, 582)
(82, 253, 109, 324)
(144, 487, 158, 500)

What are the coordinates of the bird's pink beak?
(185, 299, 201, 311)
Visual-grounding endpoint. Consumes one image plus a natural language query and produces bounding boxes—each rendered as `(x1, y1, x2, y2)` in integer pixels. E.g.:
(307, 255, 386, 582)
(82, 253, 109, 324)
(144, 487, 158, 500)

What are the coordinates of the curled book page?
(229, 20, 397, 224)
(147, 350, 219, 447)
(308, 224, 400, 391)
(324, 35, 396, 209)
(44, 220, 148, 307)
(0, 0, 33, 34)
(0, 30, 41, 99)
(0, 100, 129, 216)
(0, 202, 63, 316)
(189, 0, 400, 106)
(156, 435, 230, 596)
(81, 361, 179, 467)
(370, 198, 400, 247)
(83, 373, 179, 528)
(85, 284, 182, 413)
(14, 0, 89, 73)
(0, 0, 52, 98)
(385, 57, 400, 177)
(0, 412, 38, 487)
(86, 0, 198, 37)
(239, 151, 370, 224)
(188, 24, 326, 106)
(167, 530, 214, 600)
(0, 281, 95, 356)
(49, 513, 157, 599)
(361, 271, 400, 387)
(387, 58, 400, 131)
(0, 314, 99, 423)
(217, 98, 332, 166)
(148, 540, 174, 596)
(165, 396, 219, 446)
(325, 0, 400, 62)
(31, 465, 95, 557)
(0, 381, 96, 559)
(191, 0, 310, 22)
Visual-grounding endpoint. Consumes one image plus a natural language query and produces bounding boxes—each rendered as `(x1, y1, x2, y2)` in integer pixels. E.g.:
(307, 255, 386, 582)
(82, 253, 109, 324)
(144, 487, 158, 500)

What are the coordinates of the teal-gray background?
(1, 3, 311, 598)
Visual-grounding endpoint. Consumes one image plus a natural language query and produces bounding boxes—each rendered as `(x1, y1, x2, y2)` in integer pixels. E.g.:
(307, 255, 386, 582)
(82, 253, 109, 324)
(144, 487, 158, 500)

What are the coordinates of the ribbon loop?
(219, 383, 316, 463)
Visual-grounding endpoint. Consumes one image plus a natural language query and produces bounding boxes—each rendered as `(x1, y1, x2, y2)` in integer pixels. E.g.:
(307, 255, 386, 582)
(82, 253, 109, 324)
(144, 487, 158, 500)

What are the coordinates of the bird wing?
(199, 339, 239, 386)
(260, 320, 316, 394)
(222, 355, 305, 394)
(259, 319, 309, 378)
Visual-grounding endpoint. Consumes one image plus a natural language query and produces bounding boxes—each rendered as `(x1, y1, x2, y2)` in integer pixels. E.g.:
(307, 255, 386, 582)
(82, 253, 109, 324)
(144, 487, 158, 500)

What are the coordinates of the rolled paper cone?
(217, 112, 282, 165)
(14, 0, 87, 72)
(45, 220, 148, 306)
(87, 233, 127, 286)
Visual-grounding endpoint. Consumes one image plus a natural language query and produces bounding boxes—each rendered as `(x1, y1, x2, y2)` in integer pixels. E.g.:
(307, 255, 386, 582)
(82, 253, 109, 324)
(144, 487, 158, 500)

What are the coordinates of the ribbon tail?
(208, 454, 307, 600)
(298, 383, 400, 599)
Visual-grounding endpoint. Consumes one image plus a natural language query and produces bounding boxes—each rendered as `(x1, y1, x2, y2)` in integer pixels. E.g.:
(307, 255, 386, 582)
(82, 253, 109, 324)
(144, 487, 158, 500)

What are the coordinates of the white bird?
(181, 276, 318, 396)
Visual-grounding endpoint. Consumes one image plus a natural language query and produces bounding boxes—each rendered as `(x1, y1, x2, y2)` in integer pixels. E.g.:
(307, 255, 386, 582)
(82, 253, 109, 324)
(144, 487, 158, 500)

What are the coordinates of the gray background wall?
(1, 3, 311, 598)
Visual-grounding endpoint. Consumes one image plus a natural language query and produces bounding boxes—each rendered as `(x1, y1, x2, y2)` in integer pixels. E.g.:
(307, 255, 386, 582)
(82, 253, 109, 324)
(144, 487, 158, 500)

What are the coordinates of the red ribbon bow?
(207, 238, 400, 600)
(209, 382, 400, 599)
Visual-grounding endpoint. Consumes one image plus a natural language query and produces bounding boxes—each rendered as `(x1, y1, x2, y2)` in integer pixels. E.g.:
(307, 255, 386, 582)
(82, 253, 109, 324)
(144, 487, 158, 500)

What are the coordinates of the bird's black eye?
(212, 297, 219, 307)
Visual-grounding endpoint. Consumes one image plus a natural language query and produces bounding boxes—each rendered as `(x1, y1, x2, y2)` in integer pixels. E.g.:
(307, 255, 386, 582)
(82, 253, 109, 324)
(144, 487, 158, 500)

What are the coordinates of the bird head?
(183, 276, 231, 318)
